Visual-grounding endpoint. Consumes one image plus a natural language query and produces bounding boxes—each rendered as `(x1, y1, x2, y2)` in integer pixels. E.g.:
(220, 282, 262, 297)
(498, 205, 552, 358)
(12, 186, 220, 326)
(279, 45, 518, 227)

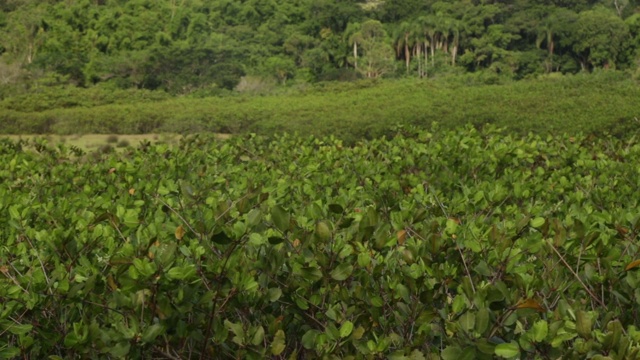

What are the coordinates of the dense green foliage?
(1, 74, 639, 141)
(2, 127, 640, 358)
(2, 0, 640, 95)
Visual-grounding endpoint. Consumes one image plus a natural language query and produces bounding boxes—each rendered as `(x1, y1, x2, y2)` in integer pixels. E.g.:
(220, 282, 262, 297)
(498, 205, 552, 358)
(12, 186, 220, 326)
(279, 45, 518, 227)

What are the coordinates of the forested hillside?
(1, 0, 640, 95)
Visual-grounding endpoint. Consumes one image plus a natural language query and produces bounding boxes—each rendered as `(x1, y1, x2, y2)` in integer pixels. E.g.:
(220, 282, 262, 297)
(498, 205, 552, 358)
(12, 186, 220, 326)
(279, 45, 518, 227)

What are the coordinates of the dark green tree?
(570, 7, 629, 70)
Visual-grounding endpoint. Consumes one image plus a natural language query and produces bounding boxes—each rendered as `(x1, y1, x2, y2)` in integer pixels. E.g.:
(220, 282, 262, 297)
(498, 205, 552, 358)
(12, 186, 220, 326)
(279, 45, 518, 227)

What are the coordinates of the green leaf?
(476, 339, 496, 355)
(441, 346, 461, 360)
(211, 231, 233, 245)
(326, 323, 341, 342)
(576, 310, 592, 339)
(531, 320, 548, 342)
(475, 308, 490, 334)
(108, 342, 131, 357)
(268, 287, 282, 302)
(388, 351, 409, 360)
(315, 221, 332, 241)
(408, 349, 426, 360)
(445, 218, 458, 234)
(370, 296, 384, 307)
(5, 323, 32, 335)
(141, 324, 165, 343)
(268, 236, 284, 245)
(271, 329, 286, 355)
(339, 321, 354, 338)
(395, 283, 410, 302)
(232, 221, 247, 238)
(326, 307, 338, 321)
(516, 215, 531, 232)
(339, 216, 355, 229)
(459, 312, 475, 332)
(271, 205, 290, 233)
(302, 329, 321, 349)
(463, 237, 482, 253)
(0, 346, 20, 359)
(530, 217, 545, 228)
(358, 252, 371, 267)
(123, 209, 139, 228)
(551, 331, 577, 348)
(166, 265, 197, 281)
(132, 258, 156, 278)
(247, 209, 262, 227)
(330, 263, 353, 281)
(180, 180, 195, 197)
(452, 295, 467, 313)
(459, 347, 477, 360)
(154, 242, 176, 268)
(300, 266, 323, 282)
(352, 326, 365, 340)
(251, 326, 265, 346)
(494, 342, 520, 358)
(63, 332, 80, 348)
(328, 204, 344, 214)
(225, 320, 245, 346)
(8, 205, 20, 221)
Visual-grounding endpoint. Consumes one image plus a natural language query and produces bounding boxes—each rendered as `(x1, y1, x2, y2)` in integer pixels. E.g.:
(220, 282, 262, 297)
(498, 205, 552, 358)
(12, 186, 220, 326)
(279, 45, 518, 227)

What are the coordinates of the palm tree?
(447, 18, 463, 66)
(344, 22, 362, 70)
(535, 17, 555, 73)
(393, 21, 416, 74)
(409, 21, 427, 77)
(417, 15, 438, 67)
(536, 8, 577, 73)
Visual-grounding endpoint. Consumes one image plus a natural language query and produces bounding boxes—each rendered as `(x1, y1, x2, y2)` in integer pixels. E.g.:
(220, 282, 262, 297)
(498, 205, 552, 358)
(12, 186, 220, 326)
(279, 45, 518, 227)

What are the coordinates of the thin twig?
(155, 195, 200, 241)
(575, 237, 584, 277)
(23, 235, 53, 295)
(488, 308, 515, 339)
(199, 241, 241, 360)
(2, 264, 28, 293)
(109, 216, 128, 243)
(153, 346, 182, 360)
(0, 309, 29, 339)
(547, 240, 606, 309)
(78, 299, 128, 317)
(431, 189, 476, 294)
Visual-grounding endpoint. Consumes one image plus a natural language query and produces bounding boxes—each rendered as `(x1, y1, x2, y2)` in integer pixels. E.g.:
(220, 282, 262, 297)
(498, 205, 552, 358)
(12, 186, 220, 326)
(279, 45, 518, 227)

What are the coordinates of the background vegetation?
(1, 73, 638, 141)
(1, 0, 639, 139)
(2, 0, 640, 95)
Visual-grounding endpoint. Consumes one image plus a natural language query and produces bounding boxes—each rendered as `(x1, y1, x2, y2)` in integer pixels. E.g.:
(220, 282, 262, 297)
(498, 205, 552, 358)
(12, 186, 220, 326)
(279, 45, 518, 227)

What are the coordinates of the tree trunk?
(430, 38, 435, 67)
(404, 33, 410, 73)
(425, 41, 429, 77)
(353, 42, 358, 70)
(614, 0, 624, 17)
(451, 45, 457, 66)
(547, 34, 554, 73)
(27, 43, 33, 64)
(415, 43, 422, 77)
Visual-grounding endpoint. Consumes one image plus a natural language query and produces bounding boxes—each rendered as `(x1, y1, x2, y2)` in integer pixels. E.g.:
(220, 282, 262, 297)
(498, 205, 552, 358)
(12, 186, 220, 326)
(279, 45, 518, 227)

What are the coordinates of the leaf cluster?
(2, 127, 640, 358)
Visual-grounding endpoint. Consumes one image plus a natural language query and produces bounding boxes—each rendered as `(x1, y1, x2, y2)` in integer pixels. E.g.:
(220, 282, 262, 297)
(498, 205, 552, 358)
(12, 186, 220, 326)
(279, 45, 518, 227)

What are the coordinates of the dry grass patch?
(0, 133, 233, 151)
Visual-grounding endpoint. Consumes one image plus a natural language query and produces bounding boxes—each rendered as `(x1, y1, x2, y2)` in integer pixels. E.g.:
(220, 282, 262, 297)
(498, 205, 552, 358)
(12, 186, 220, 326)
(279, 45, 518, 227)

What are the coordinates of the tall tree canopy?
(1, 0, 639, 93)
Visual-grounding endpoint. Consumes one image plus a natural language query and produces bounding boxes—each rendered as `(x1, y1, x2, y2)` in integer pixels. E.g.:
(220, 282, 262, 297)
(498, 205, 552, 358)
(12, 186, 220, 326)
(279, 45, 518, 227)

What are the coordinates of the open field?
(0, 134, 177, 151)
(2, 73, 639, 141)
(0, 133, 231, 152)
(1, 127, 640, 358)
